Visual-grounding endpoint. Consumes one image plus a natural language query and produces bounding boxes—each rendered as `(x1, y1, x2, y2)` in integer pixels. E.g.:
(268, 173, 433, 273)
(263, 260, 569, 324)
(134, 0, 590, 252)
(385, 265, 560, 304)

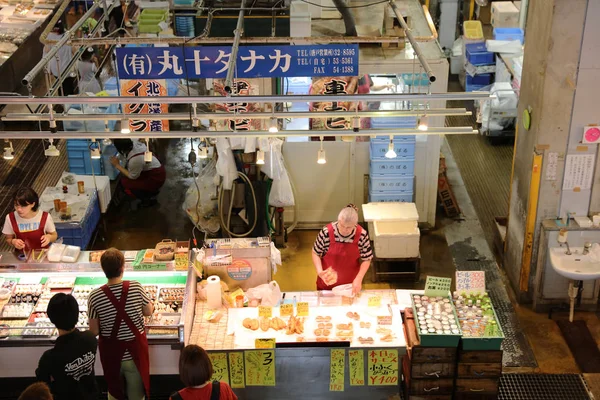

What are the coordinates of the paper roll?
(206, 275, 222, 309)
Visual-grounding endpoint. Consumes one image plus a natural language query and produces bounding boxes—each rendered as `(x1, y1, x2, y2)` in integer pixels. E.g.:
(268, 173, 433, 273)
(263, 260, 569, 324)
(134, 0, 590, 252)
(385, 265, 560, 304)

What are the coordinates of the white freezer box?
(373, 220, 420, 259)
(362, 202, 419, 239)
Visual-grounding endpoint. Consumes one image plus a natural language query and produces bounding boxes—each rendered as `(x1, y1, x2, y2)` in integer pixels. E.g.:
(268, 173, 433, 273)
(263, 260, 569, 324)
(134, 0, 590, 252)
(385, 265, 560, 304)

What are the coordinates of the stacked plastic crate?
(174, 0, 195, 37)
(464, 43, 495, 92)
(368, 115, 416, 203)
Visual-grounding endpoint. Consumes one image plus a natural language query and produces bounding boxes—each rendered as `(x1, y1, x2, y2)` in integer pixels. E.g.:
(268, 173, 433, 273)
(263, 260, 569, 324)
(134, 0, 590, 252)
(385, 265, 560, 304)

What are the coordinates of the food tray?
(29, 312, 48, 322)
(22, 322, 55, 337)
(89, 251, 104, 263)
(143, 285, 158, 300)
(411, 294, 462, 348)
(147, 312, 181, 328)
(455, 297, 505, 351)
(158, 287, 185, 302)
(46, 276, 76, 289)
(76, 311, 88, 330)
(1, 303, 33, 319)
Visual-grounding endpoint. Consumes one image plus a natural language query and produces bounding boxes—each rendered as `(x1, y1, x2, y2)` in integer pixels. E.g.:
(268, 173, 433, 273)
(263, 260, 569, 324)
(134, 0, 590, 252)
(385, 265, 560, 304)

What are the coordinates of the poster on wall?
(562, 154, 595, 191)
(120, 79, 169, 132)
(212, 78, 265, 132)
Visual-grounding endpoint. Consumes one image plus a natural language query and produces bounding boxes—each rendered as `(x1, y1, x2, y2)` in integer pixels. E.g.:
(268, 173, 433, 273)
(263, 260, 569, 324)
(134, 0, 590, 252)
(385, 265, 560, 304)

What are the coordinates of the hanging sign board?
(116, 45, 359, 80)
(120, 79, 169, 132)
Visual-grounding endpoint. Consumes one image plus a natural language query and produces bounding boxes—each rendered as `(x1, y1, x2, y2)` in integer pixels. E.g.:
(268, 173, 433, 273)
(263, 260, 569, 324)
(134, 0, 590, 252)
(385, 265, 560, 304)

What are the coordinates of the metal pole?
(519, 0, 529, 31)
(23, 2, 101, 87)
(0, 127, 478, 140)
(3, 109, 472, 122)
(0, 92, 492, 105)
(388, 0, 436, 83)
(224, 0, 246, 94)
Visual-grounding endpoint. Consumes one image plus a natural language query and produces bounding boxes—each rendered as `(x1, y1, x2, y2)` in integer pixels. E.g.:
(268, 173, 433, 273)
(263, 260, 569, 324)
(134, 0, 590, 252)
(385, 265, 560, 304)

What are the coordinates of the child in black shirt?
(36, 293, 98, 400)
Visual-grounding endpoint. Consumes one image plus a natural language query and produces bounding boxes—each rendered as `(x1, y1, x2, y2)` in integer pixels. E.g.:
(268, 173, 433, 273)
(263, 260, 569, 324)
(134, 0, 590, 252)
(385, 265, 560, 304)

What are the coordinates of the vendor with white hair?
(312, 204, 373, 294)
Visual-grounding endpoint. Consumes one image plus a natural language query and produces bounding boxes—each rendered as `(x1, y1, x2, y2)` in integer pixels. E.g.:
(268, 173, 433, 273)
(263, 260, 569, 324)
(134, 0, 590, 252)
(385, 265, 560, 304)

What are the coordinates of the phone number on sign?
(332, 66, 355, 74)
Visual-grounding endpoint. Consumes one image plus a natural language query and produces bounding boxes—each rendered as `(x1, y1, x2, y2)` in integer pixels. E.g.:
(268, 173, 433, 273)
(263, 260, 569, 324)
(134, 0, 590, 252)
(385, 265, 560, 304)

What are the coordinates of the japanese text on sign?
(116, 45, 359, 79)
(229, 352, 245, 388)
(280, 304, 293, 317)
(209, 353, 229, 385)
(424, 276, 452, 297)
(367, 349, 399, 386)
(120, 79, 169, 132)
(330, 349, 345, 391)
(258, 306, 272, 318)
(133, 263, 167, 271)
(245, 350, 276, 386)
(255, 338, 276, 349)
(368, 296, 381, 307)
(297, 302, 309, 317)
(456, 271, 486, 294)
(349, 350, 365, 386)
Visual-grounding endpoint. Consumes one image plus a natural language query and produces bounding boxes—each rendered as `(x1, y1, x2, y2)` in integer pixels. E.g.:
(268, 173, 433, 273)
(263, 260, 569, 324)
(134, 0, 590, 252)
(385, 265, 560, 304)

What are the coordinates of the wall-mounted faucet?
(558, 229, 571, 255)
(583, 242, 592, 255)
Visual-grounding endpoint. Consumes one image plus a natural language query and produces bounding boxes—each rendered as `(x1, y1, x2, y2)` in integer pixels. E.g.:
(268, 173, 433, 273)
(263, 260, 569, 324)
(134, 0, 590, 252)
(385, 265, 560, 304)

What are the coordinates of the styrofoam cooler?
(362, 202, 419, 240)
(373, 220, 420, 258)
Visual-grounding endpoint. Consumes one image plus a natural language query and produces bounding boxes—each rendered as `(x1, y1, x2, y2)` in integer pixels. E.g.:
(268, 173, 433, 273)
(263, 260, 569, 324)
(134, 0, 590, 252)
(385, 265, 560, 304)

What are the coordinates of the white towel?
(589, 243, 600, 262)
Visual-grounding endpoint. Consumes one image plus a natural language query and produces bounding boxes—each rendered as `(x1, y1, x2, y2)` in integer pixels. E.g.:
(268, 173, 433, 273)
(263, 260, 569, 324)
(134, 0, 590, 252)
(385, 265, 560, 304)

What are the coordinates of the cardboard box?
(477, 4, 492, 25)
(491, 1, 519, 27)
(513, 1, 522, 11)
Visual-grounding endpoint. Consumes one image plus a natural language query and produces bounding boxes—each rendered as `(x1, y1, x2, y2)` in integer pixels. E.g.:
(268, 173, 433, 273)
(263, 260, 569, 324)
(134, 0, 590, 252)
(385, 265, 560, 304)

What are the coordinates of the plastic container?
(412, 294, 462, 347)
(466, 73, 493, 86)
(138, 21, 161, 33)
(61, 246, 81, 263)
(101, 144, 120, 180)
(370, 158, 415, 176)
(371, 135, 415, 142)
(362, 202, 419, 242)
(331, 284, 354, 297)
(465, 43, 494, 66)
(55, 194, 101, 249)
(373, 220, 420, 258)
(67, 140, 104, 176)
(463, 21, 484, 42)
(369, 174, 414, 193)
(460, 304, 505, 351)
(369, 140, 415, 159)
(465, 83, 487, 92)
(493, 27, 524, 44)
(47, 243, 66, 262)
(368, 191, 413, 203)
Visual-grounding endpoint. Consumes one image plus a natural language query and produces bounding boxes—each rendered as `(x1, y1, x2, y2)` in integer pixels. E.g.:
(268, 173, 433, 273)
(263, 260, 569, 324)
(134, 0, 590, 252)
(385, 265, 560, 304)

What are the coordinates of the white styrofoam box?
(369, 174, 414, 193)
(513, 1, 522, 11)
(451, 55, 463, 75)
(491, 1, 519, 28)
(362, 201, 419, 239)
(373, 220, 420, 258)
(370, 158, 415, 175)
(290, 15, 311, 37)
(370, 140, 415, 159)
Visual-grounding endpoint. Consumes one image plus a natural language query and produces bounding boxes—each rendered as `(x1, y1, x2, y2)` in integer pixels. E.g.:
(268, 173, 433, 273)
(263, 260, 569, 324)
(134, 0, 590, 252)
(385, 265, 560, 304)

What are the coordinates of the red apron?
(316, 223, 363, 290)
(121, 152, 167, 197)
(98, 281, 150, 400)
(9, 211, 48, 250)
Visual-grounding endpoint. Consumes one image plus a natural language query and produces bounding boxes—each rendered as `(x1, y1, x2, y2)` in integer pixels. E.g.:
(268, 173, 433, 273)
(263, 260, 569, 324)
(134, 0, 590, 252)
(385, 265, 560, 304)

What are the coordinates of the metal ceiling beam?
(224, 0, 246, 94)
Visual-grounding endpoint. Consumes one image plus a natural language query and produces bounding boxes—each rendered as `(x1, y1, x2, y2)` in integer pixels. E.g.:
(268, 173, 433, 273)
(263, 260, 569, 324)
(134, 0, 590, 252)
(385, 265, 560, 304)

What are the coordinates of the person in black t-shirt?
(36, 293, 98, 400)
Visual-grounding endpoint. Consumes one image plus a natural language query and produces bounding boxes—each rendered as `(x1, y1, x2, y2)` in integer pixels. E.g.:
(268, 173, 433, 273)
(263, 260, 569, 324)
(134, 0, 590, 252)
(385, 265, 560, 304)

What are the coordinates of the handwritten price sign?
(424, 276, 452, 297)
(245, 350, 276, 386)
(349, 350, 365, 386)
(255, 338, 276, 349)
(280, 303, 293, 317)
(367, 349, 399, 386)
(229, 352, 245, 388)
(456, 271, 486, 294)
(297, 302, 309, 317)
(329, 349, 345, 391)
(368, 296, 381, 307)
(258, 306, 272, 318)
(209, 353, 229, 385)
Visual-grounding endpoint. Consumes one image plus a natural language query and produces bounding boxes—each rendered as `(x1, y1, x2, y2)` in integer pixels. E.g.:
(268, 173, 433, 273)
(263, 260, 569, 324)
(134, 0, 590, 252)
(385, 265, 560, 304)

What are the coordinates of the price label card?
(255, 338, 276, 349)
(245, 350, 276, 386)
(280, 303, 293, 317)
(424, 276, 452, 297)
(349, 350, 365, 386)
(209, 353, 230, 385)
(258, 306, 272, 318)
(368, 296, 381, 307)
(297, 302, 309, 316)
(456, 271, 486, 294)
(377, 316, 392, 326)
(329, 349, 345, 391)
(368, 349, 399, 386)
(229, 352, 245, 388)
(133, 263, 168, 271)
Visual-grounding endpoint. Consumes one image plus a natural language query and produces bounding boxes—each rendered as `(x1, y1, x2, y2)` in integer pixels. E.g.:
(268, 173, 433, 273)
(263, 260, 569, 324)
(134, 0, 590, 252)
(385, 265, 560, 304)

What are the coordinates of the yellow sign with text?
(349, 350, 365, 386)
(368, 296, 381, 307)
(245, 350, 276, 386)
(330, 349, 345, 391)
(367, 349, 399, 386)
(280, 303, 293, 317)
(255, 338, 276, 349)
(209, 353, 229, 385)
(258, 306, 272, 318)
(297, 302, 309, 317)
(228, 352, 245, 388)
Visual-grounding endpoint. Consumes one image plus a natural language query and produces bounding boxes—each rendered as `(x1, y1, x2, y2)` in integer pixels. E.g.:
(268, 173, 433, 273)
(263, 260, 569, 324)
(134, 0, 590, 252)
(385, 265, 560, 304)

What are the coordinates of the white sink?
(549, 247, 600, 281)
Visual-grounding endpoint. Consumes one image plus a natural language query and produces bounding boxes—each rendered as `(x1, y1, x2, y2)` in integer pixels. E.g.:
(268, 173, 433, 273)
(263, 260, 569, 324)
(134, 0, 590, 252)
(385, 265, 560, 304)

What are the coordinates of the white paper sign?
(546, 152, 558, 181)
(562, 154, 595, 190)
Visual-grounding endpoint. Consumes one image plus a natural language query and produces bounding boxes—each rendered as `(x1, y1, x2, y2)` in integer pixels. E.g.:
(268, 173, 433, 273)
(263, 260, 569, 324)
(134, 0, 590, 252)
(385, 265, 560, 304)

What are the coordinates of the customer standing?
(36, 293, 98, 400)
(88, 248, 153, 400)
(170, 345, 238, 400)
(44, 20, 76, 96)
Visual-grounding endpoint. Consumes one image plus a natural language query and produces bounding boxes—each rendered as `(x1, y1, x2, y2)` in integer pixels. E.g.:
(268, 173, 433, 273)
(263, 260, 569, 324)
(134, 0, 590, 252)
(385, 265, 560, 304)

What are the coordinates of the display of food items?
(159, 287, 184, 302)
(452, 291, 501, 337)
(143, 285, 158, 300)
(33, 293, 53, 312)
(72, 285, 97, 297)
(13, 4, 33, 16)
(148, 312, 180, 327)
(10, 285, 43, 304)
(413, 294, 461, 336)
(1, 303, 33, 318)
(175, 253, 188, 270)
(155, 302, 180, 313)
(89, 251, 104, 263)
(76, 312, 88, 329)
(346, 311, 360, 321)
(22, 322, 54, 337)
(46, 276, 76, 289)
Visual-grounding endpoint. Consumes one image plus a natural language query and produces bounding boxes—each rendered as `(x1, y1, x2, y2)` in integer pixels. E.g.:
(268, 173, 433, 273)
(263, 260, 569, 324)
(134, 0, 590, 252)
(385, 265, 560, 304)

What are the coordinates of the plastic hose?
(218, 171, 257, 237)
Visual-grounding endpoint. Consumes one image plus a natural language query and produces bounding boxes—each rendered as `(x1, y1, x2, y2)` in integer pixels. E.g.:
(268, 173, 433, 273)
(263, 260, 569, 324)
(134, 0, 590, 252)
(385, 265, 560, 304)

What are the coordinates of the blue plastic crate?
(465, 43, 494, 66)
(368, 190, 414, 203)
(465, 83, 487, 92)
(369, 174, 414, 192)
(101, 144, 120, 180)
(67, 140, 105, 176)
(55, 193, 101, 249)
(371, 116, 418, 129)
(466, 73, 493, 86)
(493, 27, 524, 44)
(370, 158, 415, 176)
(370, 140, 415, 159)
(372, 135, 416, 142)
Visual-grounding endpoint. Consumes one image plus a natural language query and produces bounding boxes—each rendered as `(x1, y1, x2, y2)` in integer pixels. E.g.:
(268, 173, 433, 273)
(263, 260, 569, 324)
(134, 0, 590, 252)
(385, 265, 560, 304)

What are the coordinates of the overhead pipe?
(0, 92, 492, 105)
(224, 0, 246, 94)
(0, 127, 478, 140)
(388, 0, 436, 83)
(23, 1, 101, 87)
(3, 108, 471, 122)
(39, 0, 70, 45)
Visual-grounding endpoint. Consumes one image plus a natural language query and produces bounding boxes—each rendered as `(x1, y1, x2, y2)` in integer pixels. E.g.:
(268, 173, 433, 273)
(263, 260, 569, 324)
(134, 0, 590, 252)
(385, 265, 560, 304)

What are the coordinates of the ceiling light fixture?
(269, 117, 278, 133)
(256, 150, 265, 165)
(385, 136, 397, 159)
(353, 116, 360, 132)
(197, 138, 208, 159)
(144, 138, 152, 163)
(121, 118, 130, 134)
(90, 139, 101, 159)
(317, 136, 326, 165)
(3, 139, 14, 160)
(418, 115, 429, 131)
(45, 138, 60, 157)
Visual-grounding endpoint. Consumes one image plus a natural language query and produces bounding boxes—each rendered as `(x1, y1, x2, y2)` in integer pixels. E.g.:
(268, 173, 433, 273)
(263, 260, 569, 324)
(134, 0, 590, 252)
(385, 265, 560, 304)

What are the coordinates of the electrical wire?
(218, 171, 258, 237)
(298, 0, 389, 8)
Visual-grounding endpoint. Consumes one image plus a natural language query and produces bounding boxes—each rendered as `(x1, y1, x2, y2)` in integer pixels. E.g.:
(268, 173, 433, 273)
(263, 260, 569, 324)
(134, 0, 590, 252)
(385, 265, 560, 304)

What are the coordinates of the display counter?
(0, 250, 194, 377)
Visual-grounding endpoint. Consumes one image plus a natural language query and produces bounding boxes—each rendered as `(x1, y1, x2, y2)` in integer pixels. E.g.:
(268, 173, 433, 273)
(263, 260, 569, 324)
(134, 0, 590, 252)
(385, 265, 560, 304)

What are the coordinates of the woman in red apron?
(110, 139, 166, 204)
(2, 187, 57, 252)
(88, 248, 153, 400)
(312, 204, 373, 295)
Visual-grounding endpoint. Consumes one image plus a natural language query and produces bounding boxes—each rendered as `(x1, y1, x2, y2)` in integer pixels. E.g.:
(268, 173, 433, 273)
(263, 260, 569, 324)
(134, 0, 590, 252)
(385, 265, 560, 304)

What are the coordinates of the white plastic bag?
(262, 139, 284, 180)
(182, 159, 220, 233)
(216, 138, 238, 190)
(246, 281, 282, 307)
(270, 242, 282, 274)
(269, 169, 295, 207)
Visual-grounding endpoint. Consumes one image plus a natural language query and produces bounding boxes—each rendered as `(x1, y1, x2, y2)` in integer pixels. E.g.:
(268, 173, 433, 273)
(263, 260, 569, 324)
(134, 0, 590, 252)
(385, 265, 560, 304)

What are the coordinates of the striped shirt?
(88, 281, 150, 361)
(313, 222, 373, 261)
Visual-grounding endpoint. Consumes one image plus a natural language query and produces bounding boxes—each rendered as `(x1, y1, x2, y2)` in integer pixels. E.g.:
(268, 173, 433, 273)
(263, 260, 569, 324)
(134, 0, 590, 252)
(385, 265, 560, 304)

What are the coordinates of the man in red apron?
(88, 248, 153, 400)
(312, 204, 373, 294)
(3, 187, 57, 251)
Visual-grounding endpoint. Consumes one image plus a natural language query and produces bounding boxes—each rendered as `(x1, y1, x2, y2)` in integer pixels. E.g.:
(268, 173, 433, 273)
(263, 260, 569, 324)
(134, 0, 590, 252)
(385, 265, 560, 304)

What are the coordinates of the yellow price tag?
(329, 349, 345, 391)
(229, 352, 245, 388)
(258, 306, 272, 318)
(297, 302, 309, 317)
(368, 296, 381, 307)
(280, 303, 293, 317)
(255, 338, 276, 349)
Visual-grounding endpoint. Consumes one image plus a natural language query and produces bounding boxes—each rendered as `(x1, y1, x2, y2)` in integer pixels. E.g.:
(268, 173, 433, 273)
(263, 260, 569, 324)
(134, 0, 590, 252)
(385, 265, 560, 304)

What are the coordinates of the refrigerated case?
(0, 252, 195, 377)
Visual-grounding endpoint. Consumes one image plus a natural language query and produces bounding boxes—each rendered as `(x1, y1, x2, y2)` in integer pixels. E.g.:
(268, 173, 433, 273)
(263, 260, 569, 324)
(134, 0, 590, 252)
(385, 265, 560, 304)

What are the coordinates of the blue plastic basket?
(370, 140, 416, 159)
(67, 140, 105, 176)
(369, 174, 414, 192)
(368, 190, 414, 203)
(493, 27, 524, 44)
(101, 144, 120, 180)
(466, 73, 493, 85)
(465, 43, 494, 66)
(370, 158, 415, 176)
(371, 116, 418, 129)
(55, 193, 101, 249)
(465, 83, 487, 92)
(372, 135, 416, 142)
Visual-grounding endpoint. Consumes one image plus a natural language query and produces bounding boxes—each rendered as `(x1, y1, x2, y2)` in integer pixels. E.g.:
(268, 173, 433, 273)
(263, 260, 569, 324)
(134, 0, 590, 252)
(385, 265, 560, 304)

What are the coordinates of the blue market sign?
(116, 45, 359, 79)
